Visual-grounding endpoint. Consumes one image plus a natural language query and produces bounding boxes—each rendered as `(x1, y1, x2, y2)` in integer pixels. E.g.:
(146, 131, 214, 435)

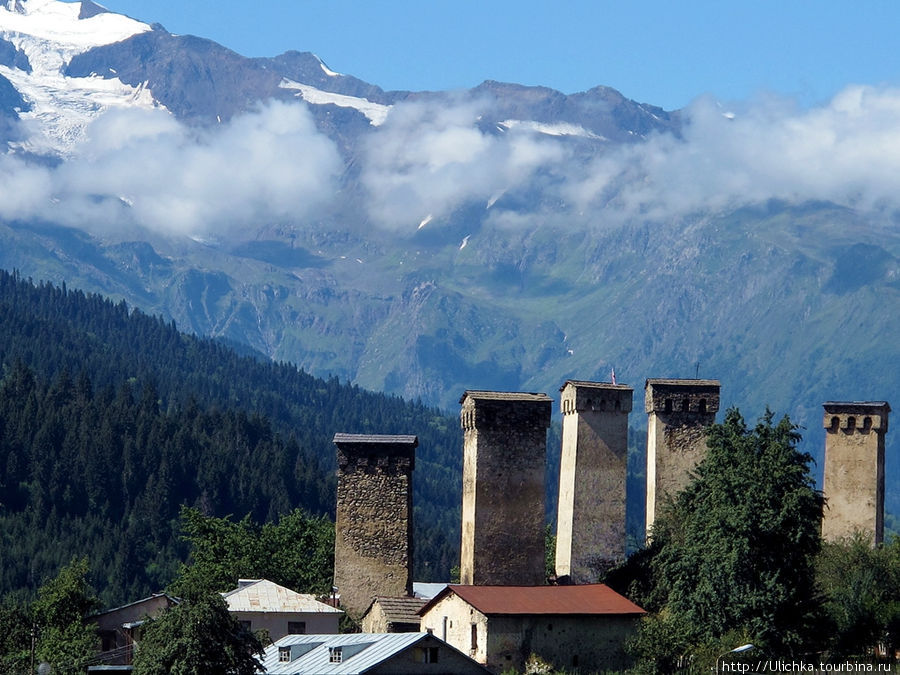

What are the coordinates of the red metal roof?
(420, 584, 645, 617)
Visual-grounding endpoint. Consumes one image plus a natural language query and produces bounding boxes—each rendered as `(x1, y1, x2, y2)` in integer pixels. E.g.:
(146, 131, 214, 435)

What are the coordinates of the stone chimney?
(821, 401, 890, 545)
(645, 378, 720, 539)
(460, 391, 552, 586)
(333, 433, 417, 618)
(555, 380, 633, 582)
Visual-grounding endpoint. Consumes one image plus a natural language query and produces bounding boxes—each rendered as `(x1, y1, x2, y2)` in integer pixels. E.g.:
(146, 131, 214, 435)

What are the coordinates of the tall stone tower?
(555, 380, 633, 583)
(821, 401, 890, 545)
(460, 391, 552, 586)
(333, 433, 417, 618)
(645, 378, 720, 538)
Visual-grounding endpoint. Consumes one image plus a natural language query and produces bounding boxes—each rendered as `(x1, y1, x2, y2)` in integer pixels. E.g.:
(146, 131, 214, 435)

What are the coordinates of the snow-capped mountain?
(0, 0, 155, 152)
(0, 0, 678, 156)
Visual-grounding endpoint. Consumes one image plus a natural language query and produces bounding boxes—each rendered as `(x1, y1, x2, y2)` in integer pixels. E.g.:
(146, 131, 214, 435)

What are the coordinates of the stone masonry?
(645, 379, 720, 539)
(555, 381, 633, 582)
(460, 391, 552, 586)
(822, 401, 890, 545)
(333, 433, 417, 619)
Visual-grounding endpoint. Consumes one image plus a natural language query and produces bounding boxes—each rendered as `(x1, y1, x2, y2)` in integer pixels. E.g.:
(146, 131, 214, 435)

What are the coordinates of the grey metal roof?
(823, 401, 890, 410)
(332, 433, 418, 445)
(222, 579, 342, 614)
(259, 633, 435, 674)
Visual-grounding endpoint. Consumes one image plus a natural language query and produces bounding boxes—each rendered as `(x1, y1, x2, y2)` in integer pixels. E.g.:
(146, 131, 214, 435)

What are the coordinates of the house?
(90, 592, 179, 665)
(259, 632, 490, 674)
(418, 584, 645, 673)
(360, 596, 426, 633)
(223, 579, 343, 641)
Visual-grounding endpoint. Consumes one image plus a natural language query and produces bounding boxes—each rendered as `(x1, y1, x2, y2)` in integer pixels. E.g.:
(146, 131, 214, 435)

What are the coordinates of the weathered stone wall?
(460, 392, 551, 586)
(333, 434, 416, 618)
(821, 402, 890, 545)
(555, 381, 633, 582)
(644, 379, 720, 539)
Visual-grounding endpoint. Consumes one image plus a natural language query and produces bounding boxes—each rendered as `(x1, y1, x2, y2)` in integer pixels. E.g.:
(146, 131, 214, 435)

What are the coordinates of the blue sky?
(98, 0, 900, 111)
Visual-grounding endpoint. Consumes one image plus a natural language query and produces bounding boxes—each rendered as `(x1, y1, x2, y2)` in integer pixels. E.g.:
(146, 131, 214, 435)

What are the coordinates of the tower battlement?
(560, 380, 633, 415)
(823, 402, 890, 435)
(644, 379, 720, 416)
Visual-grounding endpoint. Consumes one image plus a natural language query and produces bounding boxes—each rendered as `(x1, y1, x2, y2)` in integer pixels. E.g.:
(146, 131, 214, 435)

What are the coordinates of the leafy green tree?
(628, 409, 824, 670)
(31, 557, 99, 675)
(0, 603, 31, 674)
(172, 506, 334, 597)
(817, 535, 900, 660)
(132, 589, 263, 675)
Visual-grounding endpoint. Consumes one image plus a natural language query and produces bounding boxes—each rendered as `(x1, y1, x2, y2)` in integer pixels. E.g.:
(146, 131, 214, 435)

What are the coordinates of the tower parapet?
(333, 433, 417, 618)
(555, 380, 633, 582)
(645, 378, 720, 539)
(821, 401, 890, 545)
(460, 391, 552, 586)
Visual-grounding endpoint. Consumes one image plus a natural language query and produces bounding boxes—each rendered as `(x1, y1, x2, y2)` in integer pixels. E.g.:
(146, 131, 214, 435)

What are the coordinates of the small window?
(664, 398, 673, 413)
(471, 624, 478, 651)
(847, 416, 856, 430)
(681, 397, 690, 411)
(288, 621, 306, 635)
(698, 399, 707, 414)
(329, 647, 343, 664)
(425, 647, 439, 663)
(278, 647, 291, 663)
(238, 620, 251, 633)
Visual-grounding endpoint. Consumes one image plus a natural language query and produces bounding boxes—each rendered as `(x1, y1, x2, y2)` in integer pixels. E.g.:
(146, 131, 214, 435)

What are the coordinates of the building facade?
(821, 401, 890, 545)
(555, 380, 633, 582)
(645, 378, 720, 538)
(459, 391, 552, 586)
(333, 433, 418, 618)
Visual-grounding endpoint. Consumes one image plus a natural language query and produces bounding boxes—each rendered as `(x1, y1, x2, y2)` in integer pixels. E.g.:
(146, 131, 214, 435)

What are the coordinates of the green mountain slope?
(0, 269, 462, 604)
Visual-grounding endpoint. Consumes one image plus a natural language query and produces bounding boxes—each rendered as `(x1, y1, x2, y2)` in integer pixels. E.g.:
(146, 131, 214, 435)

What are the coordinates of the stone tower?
(555, 380, 633, 583)
(645, 378, 720, 538)
(333, 433, 417, 618)
(821, 401, 890, 545)
(460, 391, 552, 586)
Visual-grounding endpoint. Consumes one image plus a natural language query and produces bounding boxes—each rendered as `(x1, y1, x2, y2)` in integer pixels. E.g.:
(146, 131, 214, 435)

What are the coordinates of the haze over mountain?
(0, 0, 897, 512)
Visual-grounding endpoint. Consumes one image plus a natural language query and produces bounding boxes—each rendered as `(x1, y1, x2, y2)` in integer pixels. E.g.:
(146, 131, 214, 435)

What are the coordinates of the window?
(470, 624, 478, 651)
(288, 621, 306, 635)
(425, 647, 439, 663)
(329, 647, 343, 663)
(238, 620, 251, 632)
(278, 647, 291, 663)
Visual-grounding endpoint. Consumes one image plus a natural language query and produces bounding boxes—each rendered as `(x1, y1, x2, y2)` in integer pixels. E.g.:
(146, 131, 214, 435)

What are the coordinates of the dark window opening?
(288, 621, 306, 635)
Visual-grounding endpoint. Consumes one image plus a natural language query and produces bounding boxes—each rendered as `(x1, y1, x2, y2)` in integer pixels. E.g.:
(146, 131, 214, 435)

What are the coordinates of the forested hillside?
(0, 269, 461, 605)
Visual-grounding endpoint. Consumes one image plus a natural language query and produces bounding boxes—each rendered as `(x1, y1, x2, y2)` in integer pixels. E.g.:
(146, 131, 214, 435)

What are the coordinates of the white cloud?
(569, 85, 900, 221)
(360, 97, 568, 229)
(0, 100, 343, 235)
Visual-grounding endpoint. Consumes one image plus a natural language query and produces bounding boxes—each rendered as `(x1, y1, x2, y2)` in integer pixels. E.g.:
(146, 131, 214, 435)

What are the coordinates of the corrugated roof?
(420, 584, 645, 617)
(368, 596, 426, 624)
(259, 632, 491, 674)
(412, 582, 447, 600)
(332, 433, 418, 445)
(222, 579, 342, 614)
(459, 390, 552, 403)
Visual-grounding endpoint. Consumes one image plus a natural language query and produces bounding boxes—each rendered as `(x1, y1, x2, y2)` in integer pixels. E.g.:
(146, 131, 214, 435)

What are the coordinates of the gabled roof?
(419, 584, 645, 617)
(364, 596, 426, 624)
(259, 633, 490, 674)
(222, 579, 342, 614)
